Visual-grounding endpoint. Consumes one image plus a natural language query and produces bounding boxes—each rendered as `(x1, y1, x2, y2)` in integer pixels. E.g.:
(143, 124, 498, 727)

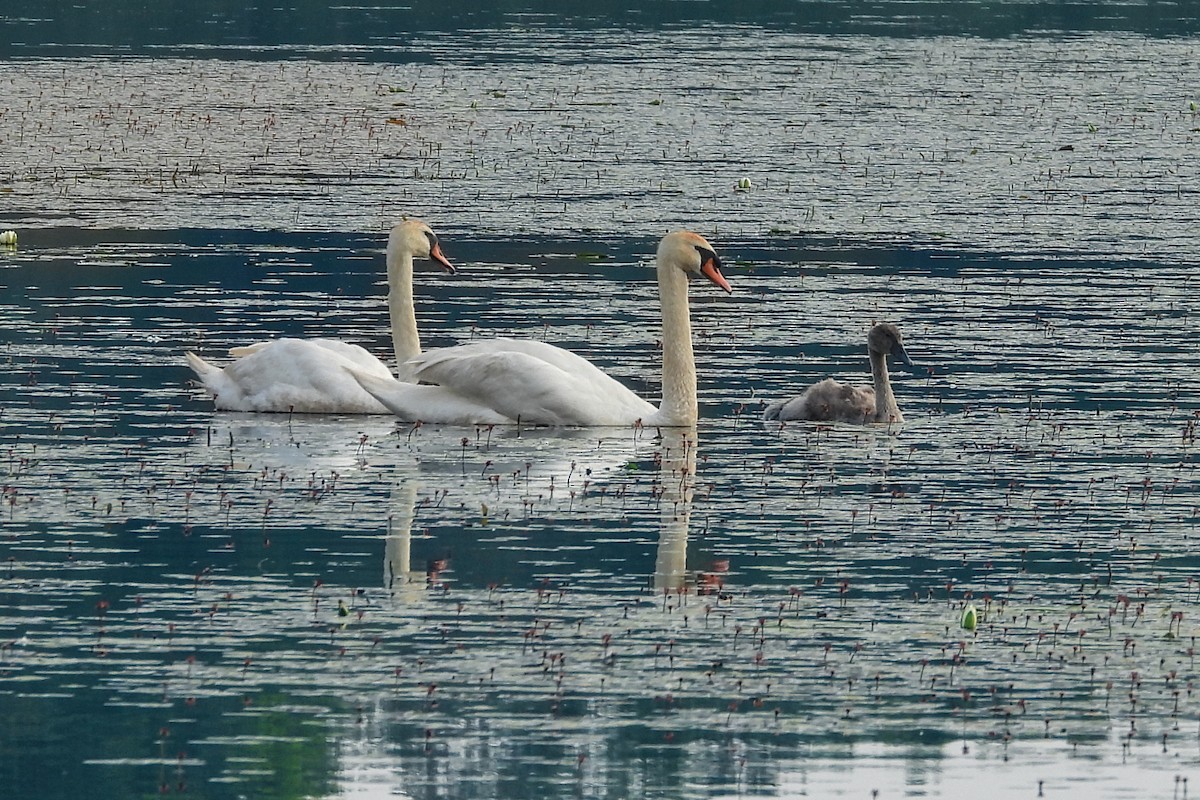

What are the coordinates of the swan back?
(763, 378, 875, 423)
(410, 338, 656, 426)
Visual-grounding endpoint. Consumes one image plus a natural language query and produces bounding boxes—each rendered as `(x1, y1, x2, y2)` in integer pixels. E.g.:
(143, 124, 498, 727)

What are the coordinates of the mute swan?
(763, 322, 914, 424)
(184, 220, 455, 413)
(352, 229, 732, 427)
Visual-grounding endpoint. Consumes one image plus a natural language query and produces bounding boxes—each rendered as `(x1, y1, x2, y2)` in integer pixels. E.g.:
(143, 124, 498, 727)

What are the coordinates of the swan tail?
(762, 399, 785, 421)
(346, 368, 409, 416)
(185, 351, 222, 381)
(345, 366, 513, 425)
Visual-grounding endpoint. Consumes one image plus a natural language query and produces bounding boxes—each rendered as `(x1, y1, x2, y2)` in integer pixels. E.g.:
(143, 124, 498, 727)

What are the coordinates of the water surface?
(3, 3, 1200, 799)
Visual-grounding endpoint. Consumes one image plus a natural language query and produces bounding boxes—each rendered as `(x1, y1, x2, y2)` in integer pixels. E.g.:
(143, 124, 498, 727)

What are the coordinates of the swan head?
(658, 230, 732, 294)
(389, 219, 455, 274)
(867, 322, 914, 366)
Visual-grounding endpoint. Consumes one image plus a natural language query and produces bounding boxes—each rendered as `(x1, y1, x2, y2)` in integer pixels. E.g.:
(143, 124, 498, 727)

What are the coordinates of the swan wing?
(426, 338, 645, 400)
(226, 338, 394, 375)
(228, 341, 272, 357)
(187, 339, 391, 413)
(766, 379, 875, 423)
(349, 369, 513, 425)
(292, 338, 396, 376)
(411, 343, 655, 426)
(470, 337, 608, 373)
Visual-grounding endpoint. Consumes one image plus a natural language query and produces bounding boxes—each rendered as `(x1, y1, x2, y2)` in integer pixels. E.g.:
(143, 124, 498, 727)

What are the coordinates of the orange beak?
(430, 242, 456, 275)
(701, 257, 732, 294)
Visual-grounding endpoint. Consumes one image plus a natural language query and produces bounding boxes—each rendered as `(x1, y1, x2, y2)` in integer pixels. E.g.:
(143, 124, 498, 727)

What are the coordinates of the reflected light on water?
(4, 8, 1200, 799)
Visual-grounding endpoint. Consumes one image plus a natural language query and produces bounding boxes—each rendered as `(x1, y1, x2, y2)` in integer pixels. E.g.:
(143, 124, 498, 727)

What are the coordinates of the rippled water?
(5, 32, 1200, 262)
(4, 5, 1200, 799)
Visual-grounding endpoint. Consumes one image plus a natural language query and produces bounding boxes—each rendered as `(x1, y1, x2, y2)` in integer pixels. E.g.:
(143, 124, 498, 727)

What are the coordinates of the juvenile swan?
(764, 322, 914, 424)
(185, 220, 454, 413)
(352, 230, 732, 427)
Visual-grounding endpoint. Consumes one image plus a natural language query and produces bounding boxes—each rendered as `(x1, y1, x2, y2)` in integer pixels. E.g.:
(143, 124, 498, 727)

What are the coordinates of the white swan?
(184, 219, 455, 413)
(352, 230, 732, 427)
(763, 322, 914, 424)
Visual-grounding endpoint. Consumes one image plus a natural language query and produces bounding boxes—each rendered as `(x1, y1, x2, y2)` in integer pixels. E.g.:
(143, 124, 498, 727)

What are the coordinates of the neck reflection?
(654, 426, 698, 591)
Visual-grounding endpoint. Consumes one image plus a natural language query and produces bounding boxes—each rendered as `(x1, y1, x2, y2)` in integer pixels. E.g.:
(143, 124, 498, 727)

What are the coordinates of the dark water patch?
(6, 1, 1200, 62)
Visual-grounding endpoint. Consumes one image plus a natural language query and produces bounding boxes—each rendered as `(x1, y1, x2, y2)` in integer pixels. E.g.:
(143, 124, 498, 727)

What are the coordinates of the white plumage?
(184, 219, 454, 413)
(351, 230, 732, 427)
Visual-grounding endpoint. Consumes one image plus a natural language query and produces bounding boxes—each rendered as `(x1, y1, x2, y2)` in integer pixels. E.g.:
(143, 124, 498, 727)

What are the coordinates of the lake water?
(3, 2, 1200, 798)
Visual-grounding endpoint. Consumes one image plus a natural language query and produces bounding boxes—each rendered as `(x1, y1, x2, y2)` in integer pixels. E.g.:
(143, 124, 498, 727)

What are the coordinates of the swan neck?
(656, 259, 697, 426)
(870, 350, 901, 422)
(387, 244, 421, 378)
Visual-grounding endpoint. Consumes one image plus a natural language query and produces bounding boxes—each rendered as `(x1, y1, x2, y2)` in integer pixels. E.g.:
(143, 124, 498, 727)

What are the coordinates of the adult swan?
(184, 220, 455, 413)
(352, 230, 732, 427)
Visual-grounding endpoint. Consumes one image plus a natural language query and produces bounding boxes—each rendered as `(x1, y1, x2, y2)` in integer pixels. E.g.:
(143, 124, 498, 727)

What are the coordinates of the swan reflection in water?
(383, 478, 424, 604)
(380, 425, 660, 602)
(653, 426, 698, 591)
(195, 415, 402, 472)
(654, 427, 731, 596)
(377, 425, 721, 601)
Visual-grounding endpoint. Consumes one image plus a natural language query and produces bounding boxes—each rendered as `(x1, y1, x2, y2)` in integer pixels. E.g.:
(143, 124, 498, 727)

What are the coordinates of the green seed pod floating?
(961, 604, 978, 631)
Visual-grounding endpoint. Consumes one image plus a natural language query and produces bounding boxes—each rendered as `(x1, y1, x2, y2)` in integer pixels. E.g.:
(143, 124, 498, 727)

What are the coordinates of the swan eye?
(693, 246, 719, 271)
